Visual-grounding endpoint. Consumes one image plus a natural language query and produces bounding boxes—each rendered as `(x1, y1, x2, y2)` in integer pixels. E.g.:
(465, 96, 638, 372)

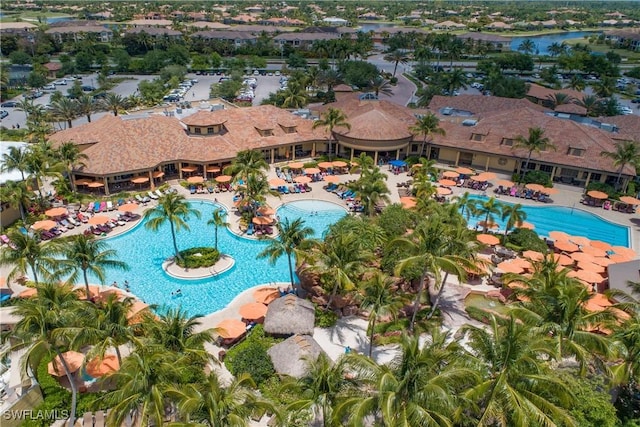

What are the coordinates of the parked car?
(0, 101, 18, 108)
(0, 110, 8, 119)
(53, 79, 67, 85)
(25, 91, 43, 99)
(631, 98, 640, 104)
(163, 95, 181, 102)
(43, 84, 56, 91)
(81, 85, 96, 92)
(619, 106, 633, 115)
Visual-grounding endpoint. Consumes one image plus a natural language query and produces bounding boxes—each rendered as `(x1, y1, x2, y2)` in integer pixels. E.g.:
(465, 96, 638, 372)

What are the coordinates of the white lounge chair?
(106, 201, 114, 211)
(135, 195, 146, 204)
(155, 189, 164, 198)
(67, 216, 80, 227)
(148, 191, 159, 200)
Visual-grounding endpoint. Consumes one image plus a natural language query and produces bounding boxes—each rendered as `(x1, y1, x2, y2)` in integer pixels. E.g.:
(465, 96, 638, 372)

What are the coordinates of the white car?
(43, 84, 56, 90)
(619, 106, 633, 115)
(53, 79, 68, 85)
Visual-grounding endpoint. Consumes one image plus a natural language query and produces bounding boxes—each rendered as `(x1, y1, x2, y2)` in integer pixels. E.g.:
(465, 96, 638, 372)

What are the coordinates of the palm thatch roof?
(263, 294, 315, 336)
(267, 334, 325, 378)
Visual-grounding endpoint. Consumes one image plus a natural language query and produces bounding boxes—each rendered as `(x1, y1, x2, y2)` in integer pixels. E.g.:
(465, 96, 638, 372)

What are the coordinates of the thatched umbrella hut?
(267, 334, 325, 378)
(263, 294, 315, 336)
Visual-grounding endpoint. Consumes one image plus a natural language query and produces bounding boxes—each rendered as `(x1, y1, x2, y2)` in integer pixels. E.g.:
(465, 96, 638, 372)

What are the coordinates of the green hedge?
(314, 306, 338, 328)
(224, 326, 278, 386)
(506, 228, 548, 253)
(176, 247, 220, 269)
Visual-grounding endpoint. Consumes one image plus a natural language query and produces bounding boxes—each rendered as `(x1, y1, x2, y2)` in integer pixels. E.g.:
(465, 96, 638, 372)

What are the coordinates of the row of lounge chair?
(324, 183, 356, 200)
(494, 186, 553, 203)
(276, 184, 311, 194)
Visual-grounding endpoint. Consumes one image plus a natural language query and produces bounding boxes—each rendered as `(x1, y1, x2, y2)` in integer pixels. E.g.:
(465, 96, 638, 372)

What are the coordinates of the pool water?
(464, 293, 510, 315)
(465, 196, 630, 247)
(93, 200, 346, 317)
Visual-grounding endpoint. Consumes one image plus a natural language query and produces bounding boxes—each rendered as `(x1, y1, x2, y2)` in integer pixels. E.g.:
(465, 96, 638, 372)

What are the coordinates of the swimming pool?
(93, 200, 346, 317)
(465, 196, 630, 247)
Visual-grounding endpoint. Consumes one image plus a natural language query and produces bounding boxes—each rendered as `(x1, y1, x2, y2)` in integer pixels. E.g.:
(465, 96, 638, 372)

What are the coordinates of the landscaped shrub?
(586, 181, 618, 198)
(520, 170, 552, 187)
(505, 228, 548, 253)
(225, 326, 278, 386)
(315, 306, 338, 328)
(176, 247, 220, 269)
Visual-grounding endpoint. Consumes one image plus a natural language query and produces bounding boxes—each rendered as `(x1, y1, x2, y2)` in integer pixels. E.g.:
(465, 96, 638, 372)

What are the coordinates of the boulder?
(342, 306, 359, 317)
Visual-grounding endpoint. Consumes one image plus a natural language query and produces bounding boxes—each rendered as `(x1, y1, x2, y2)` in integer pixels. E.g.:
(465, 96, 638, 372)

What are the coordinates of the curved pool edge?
(163, 254, 236, 280)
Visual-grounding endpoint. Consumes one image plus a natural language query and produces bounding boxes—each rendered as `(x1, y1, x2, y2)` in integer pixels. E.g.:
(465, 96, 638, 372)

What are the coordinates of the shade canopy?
(118, 203, 138, 213)
(620, 196, 640, 205)
(554, 240, 579, 253)
(75, 178, 92, 186)
(127, 301, 150, 323)
(541, 187, 559, 195)
(268, 178, 286, 187)
(32, 220, 57, 230)
(517, 221, 535, 230)
(577, 261, 605, 274)
(216, 319, 246, 339)
(287, 162, 304, 169)
(473, 172, 496, 182)
(264, 294, 315, 336)
(86, 354, 120, 378)
(611, 246, 637, 259)
(332, 161, 348, 167)
(253, 287, 279, 305)
(525, 183, 545, 192)
(442, 171, 459, 178)
(239, 302, 268, 320)
(590, 240, 613, 251)
(569, 236, 591, 247)
(257, 206, 275, 216)
(293, 176, 311, 184)
(476, 234, 500, 246)
(215, 175, 232, 183)
(88, 215, 110, 225)
(181, 166, 197, 173)
(304, 167, 321, 175)
(553, 253, 573, 266)
(317, 162, 334, 169)
(522, 250, 544, 261)
(495, 179, 514, 187)
(477, 220, 499, 229)
(608, 253, 633, 263)
(47, 351, 84, 376)
(496, 260, 525, 274)
(570, 251, 597, 264)
(592, 257, 614, 267)
(268, 335, 325, 379)
(436, 187, 452, 196)
(187, 176, 204, 184)
(568, 270, 604, 284)
(45, 207, 67, 217)
(206, 166, 220, 173)
(548, 231, 570, 241)
(18, 288, 37, 298)
(252, 216, 273, 225)
(438, 179, 457, 187)
(579, 245, 607, 258)
(131, 176, 149, 184)
(152, 171, 165, 178)
(323, 175, 340, 183)
(455, 167, 474, 175)
(389, 160, 407, 167)
(87, 181, 105, 188)
(400, 196, 417, 209)
(587, 190, 608, 199)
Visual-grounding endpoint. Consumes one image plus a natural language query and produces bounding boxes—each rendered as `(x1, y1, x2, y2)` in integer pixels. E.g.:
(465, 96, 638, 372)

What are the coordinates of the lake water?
(510, 31, 600, 55)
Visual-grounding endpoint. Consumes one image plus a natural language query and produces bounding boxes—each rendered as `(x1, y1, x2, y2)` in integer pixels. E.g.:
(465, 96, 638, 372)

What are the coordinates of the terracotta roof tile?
(596, 115, 640, 142)
(555, 103, 587, 115)
(527, 83, 584, 102)
(428, 95, 548, 117)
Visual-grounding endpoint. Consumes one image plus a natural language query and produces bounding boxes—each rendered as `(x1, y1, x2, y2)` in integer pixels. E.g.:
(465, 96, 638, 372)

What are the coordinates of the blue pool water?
(93, 200, 345, 316)
(466, 196, 629, 247)
(510, 31, 599, 55)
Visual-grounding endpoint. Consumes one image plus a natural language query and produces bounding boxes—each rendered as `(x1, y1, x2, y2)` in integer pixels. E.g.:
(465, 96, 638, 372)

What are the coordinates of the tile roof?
(554, 103, 587, 115)
(432, 107, 634, 175)
(48, 106, 327, 176)
(597, 114, 640, 142)
(428, 95, 548, 117)
(527, 83, 585, 102)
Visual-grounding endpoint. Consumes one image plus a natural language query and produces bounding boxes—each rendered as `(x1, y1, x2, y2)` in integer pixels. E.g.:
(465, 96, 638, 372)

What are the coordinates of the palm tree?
(566, 75, 585, 91)
(281, 81, 308, 109)
(500, 203, 527, 241)
(443, 67, 468, 95)
(459, 315, 577, 426)
(258, 218, 315, 289)
(600, 140, 640, 187)
(513, 127, 555, 179)
(55, 141, 88, 192)
(610, 310, 640, 387)
(0, 231, 57, 285)
(410, 113, 445, 158)
(144, 193, 201, 262)
(593, 76, 616, 98)
(240, 173, 280, 219)
(1, 144, 30, 181)
(349, 152, 375, 175)
(9, 283, 84, 426)
(0, 180, 32, 222)
(347, 167, 391, 216)
(207, 209, 229, 251)
(312, 108, 350, 161)
(574, 95, 600, 117)
(360, 272, 404, 357)
(76, 94, 96, 123)
(518, 39, 536, 55)
(224, 149, 269, 182)
(452, 191, 477, 222)
(366, 75, 394, 97)
(546, 92, 575, 109)
(54, 234, 128, 300)
(548, 42, 567, 57)
(49, 97, 78, 129)
(101, 93, 128, 116)
(168, 372, 274, 427)
(383, 49, 409, 77)
(475, 197, 502, 231)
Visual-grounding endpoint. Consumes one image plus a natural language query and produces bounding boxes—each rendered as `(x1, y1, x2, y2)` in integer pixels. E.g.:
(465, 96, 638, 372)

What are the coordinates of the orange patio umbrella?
(522, 250, 544, 262)
(118, 203, 138, 213)
(476, 234, 500, 246)
(590, 240, 613, 251)
(553, 253, 573, 266)
(619, 196, 640, 205)
(88, 215, 110, 225)
(294, 176, 312, 184)
(577, 261, 605, 274)
(568, 269, 604, 284)
(548, 231, 570, 241)
(496, 260, 525, 274)
(127, 301, 150, 324)
(152, 170, 165, 178)
(48, 351, 84, 376)
(87, 181, 105, 188)
(588, 293, 612, 309)
(317, 162, 334, 169)
(253, 287, 279, 305)
(570, 251, 596, 264)
(239, 302, 268, 320)
(455, 167, 474, 175)
(215, 175, 232, 183)
(525, 183, 545, 192)
(541, 187, 559, 195)
(495, 179, 514, 187)
(611, 246, 636, 259)
(18, 288, 37, 298)
(75, 284, 102, 298)
(287, 162, 304, 169)
(75, 178, 92, 186)
(332, 161, 348, 168)
(436, 187, 452, 196)
(400, 197, 417, 209)
(252, 216, 273, 225)
(442, 171, 459, 178)
(187, 176, 204, 184)
(608, 253, 633, 264)
(181, 165, 197, 173)
(45, 207, 68, 217)
(216, 319, 246, 339)
(86, 354, 120, 378)
(579, 245, 607, 258)
(258, 206, 275, 216)
(516, 221, 535, 230)
(324, 175, 341, 183)
(205, 166, 220, 173)
(592, 257, 614, 267)
(131, 176, 150, 184)
(477, 220, 499, 229)
(304, 167, 321, 175)
(96, 288, 124, 302)
(32, 220, 57, 230)
(569, 236, 591, 247)
(473, 172, 496, 182)
(438, 179, 457, 187)
(268, 178, 286, 187)
(586, 190, 608, 199)
(554, 240, 579, 253)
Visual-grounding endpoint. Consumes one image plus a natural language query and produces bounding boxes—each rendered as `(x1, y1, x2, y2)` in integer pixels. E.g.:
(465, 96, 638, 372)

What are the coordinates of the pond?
(509, 31, 600, 55)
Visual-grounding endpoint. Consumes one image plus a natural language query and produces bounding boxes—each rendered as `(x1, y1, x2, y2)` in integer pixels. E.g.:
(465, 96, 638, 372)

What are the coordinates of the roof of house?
(432, 107, 635, 175)
(188, 21, 231, 29)
(527, 83, 585, 102)
(125, 27, 182, 36)
(45, 25, 112, 34)
(428, 95, 548, 117)
(554, 103, 587, 115)
(596, 114, 640, 142)
(126, 19, 174, 27)
(0, 22, 37, 31)
(192, 30, 256, 40)
(43, 62, 63, 71)
(273, 32, 339, 41)
(48, 106, 326, 176)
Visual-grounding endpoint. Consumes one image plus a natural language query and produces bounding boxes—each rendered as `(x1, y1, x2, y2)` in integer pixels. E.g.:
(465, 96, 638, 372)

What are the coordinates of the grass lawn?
(563, 38, 640, 62)
(0, 11, 72, 23)
(483, 27, 604, 37)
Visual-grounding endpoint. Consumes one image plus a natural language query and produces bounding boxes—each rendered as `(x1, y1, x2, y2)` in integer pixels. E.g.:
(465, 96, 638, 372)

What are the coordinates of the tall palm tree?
(475, 197, 502, 231)
(459, 315, 577, 426)
(349, 152, 375, 175)
(144, 193, 201, 262)
(100, 93, 128, 116)
(168, 372, 274, 427)
(54, 234, 128, 300)
(500, 203, 527, 242)
(281, 81, 308, 109)
(258, 217, 315, 289)
(312, 108, 350, 161)
(55, 141, 88, 192)
(452, 191, 477, 222)
(0, 231, 57, 284)
(574, 94, 600, 116)
(224, 149, 269, 182)
(513, 127, 555, 179)
(207, 208, 229, 251)
(518, 39, 536, 55)
(410, 113, 445, 158)
(1, 144, 30, 181)
(366, 75, 394, 97)
(76, 94, 96, 123)
(600, 140, 640, 187)
(546, 92, 575, 109)
(48, 97, 78, 129)
(347, 167, 391, 216)
(566, 75, 585, 91)
(383, 49, 409, 77)
(240, 173, 280, 219)
(610, 310, 640, 387)
(411, 157, 439, 182)
(9, 283, 84, 426)
(360, 272, 404, 357)
(443, 67, 469, 95)
(0, 180, 32, 222)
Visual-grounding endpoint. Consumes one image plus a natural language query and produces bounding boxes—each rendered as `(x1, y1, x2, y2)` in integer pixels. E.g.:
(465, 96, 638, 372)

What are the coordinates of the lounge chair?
(93, 411, 105, 427)
(0, 235, 11, 245)
(81, 412, 93, 427)
(148, 191, 159, 200)
(155, 189, 164, 198)
(60, 219, 74, 229)
(106, 201, 114, 211)
(189, 186, 196, 194)
(67, 216, 80, 227)
(100, 201, 107, 212)
(92, 201, 101, 212)
(246, 223, 255, 236)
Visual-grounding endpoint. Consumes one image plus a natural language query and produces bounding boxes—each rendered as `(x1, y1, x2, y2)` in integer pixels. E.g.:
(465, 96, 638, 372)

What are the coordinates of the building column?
(270, 149, 275, 164)
(485, 156, 490, 171)
(454, 151, 461, 166)
(148, 171, 155, 189)
(203, 166, 207, 181)
(103, 176, 109, 196)
(549, 166, 557, 181)
(291, 145, 295, 160)
(350, 148, 355, 162)
(311, 142, 316, 157)
(373, 151, 379, 166)
(178, 163, 183, 180)
(395, 149, 400, 160)
(584, 171, 592, 188)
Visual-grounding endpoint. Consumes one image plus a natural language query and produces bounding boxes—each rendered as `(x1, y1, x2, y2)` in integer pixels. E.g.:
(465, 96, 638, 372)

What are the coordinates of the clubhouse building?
(48, 95, 637, 194)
